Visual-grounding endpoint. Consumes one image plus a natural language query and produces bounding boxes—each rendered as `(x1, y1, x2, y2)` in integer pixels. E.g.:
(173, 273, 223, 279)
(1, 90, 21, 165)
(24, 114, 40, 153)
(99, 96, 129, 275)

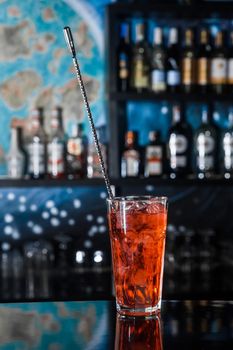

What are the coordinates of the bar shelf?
(109, 91, 233, 103)
(0, 177, 232, 188)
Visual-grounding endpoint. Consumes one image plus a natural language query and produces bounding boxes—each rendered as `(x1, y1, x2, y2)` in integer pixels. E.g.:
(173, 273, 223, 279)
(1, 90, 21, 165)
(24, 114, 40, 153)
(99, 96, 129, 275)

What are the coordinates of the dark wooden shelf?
(108, 2, 233, 19)
(0, 178, 106, 188)
(0, 176, 233, 188)
(112, 176, 233, 187)
(109, 91, 233, 103)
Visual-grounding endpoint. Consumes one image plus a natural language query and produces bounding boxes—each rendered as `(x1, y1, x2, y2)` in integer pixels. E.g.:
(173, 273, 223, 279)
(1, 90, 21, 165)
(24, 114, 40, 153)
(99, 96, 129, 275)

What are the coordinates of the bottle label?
(196, 134, 215, 171)
(119, 53, 129, 79)
(197, 134, 215, 154)
(197, 156, 214, 171)
(28, 143, 45, 175)
(67, 139, 84, 172)
(145, 146, 162, 175)
(170, 155, 187, 168)
(169, 134, 188, 153)
(224, 155, 233, 171)
(210, 58, 227, 84)
(167, 70, 180, 86)
(133, 59, 149, 89)
(47, 142, 65, 175)
(121, 150, 140, 177)
(8, 156, 24, 178)
(198, 57, 208, 85)
(228, 58, 233, 84)
(182, 57, 194, 85)
(151, 70, 166, 92)
(223, 133, 233, 170)
(67, 154, 82, 172)
(67, 139, 83, 156)
(169, 134, 188, 169)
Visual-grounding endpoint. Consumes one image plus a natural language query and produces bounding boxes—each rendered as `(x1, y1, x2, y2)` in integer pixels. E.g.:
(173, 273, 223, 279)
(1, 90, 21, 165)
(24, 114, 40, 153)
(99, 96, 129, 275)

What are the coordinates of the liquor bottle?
(27, 108, 46, 179)
(47, 107, 66, 179)
(151, 27, 166, 93)
(227, 31, 233, 93)
(168, 105, 192, 179)
(7, 127, 25, 179)
(117, 23, 131, 92)
(66, 123, 87, 179)
(87, 128, 107, 178)
(210, 31, 227, 94)
(197, 28, 211, 93)
(121, 131, 140, 177)
(131, 23, 150, 92)
(222, 109, 233, 179)
(144, 131, 164, 177)
(181, 28, 196, 93)
(166, 28, 180, 93)
(194, 106, 218, 179)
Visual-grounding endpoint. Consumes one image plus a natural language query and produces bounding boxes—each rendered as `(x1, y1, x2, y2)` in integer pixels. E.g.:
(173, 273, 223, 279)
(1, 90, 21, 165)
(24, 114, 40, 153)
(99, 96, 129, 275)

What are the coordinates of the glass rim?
(106, 195, 168, 203)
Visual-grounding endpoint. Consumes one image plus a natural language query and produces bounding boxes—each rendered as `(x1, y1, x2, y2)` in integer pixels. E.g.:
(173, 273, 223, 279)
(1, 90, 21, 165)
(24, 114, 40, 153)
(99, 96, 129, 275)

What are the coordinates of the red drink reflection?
(107, 196, 167, 316)
(115, 314, 163, 350)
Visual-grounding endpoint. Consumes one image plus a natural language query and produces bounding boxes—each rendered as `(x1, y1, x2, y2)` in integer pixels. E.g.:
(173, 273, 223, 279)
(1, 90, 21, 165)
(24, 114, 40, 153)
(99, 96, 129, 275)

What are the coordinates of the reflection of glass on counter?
(114, 313, 163, 350)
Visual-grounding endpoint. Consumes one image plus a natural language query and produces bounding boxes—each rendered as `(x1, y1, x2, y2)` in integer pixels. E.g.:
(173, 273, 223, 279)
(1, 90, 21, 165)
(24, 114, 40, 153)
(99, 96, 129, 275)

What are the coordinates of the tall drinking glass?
(107, 196, 168, 317)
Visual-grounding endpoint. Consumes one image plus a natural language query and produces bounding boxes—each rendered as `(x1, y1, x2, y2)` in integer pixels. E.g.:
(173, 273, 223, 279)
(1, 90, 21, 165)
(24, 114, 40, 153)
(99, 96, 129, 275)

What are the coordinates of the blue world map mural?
(0, 0, 112, 174)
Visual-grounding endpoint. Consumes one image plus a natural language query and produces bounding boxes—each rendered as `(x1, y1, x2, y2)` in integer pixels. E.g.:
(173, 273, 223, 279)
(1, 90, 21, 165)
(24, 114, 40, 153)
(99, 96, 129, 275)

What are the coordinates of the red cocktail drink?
(107, 196, 167, 316)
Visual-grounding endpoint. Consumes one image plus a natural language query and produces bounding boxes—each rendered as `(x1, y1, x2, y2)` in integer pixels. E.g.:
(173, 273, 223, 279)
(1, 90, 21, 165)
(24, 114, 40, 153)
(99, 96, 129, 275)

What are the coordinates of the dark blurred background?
(0, 0, 232, 303)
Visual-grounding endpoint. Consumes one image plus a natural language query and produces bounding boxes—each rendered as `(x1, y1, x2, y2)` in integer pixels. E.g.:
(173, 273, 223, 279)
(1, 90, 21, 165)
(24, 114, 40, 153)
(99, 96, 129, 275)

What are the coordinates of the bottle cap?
(185, 28, 193, 45)
(136, 23, 145, 42)
(169, 27, 178, 44)
(31, 109, 41, 129)
(149, 131, 160, 142)
(125, 130, 138, 145)
(215, 31, 224, 46)
(172, 105, 181, 123)
(51, 107, 63, 130)
(153, 27, 162, 45)
(201, 106, 209, 123)
(200, 28, 208, 42)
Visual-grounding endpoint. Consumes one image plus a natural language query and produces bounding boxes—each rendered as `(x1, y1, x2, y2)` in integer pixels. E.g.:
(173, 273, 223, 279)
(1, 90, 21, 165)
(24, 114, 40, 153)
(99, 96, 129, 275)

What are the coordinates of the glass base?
(116, 300, 161, 317)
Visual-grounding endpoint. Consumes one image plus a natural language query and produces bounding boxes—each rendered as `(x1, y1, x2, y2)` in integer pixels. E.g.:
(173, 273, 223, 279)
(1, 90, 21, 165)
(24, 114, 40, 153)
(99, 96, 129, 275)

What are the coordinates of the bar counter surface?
(0, 299, 231, 349)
